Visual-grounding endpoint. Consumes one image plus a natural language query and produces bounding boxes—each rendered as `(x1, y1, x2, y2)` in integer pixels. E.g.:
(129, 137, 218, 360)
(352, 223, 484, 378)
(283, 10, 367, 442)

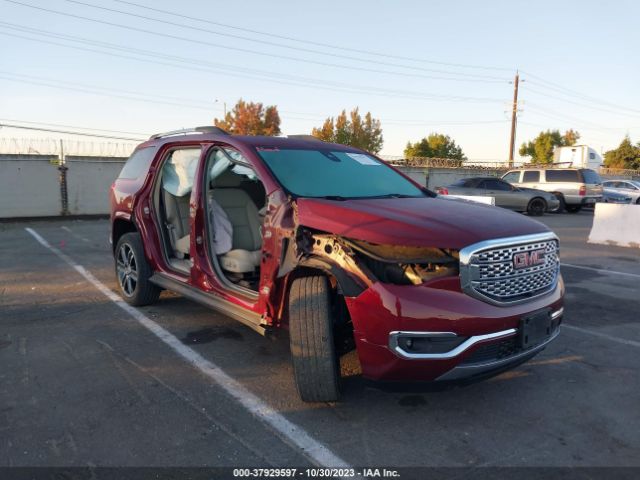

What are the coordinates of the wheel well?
(111, 218, 137, 253)
(528, 196, 546, 205)
(276, 267, 336, 325)
(275, 267, 354, 353)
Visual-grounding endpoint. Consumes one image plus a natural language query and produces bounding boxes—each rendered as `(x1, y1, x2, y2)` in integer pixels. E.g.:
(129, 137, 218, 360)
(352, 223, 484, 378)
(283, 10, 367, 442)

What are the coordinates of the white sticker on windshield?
(345, 153, 380, 165)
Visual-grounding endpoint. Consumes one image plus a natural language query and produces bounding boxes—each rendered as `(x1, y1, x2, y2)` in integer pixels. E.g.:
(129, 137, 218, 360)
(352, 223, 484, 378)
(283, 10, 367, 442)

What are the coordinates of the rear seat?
(163, 189, 191, 258)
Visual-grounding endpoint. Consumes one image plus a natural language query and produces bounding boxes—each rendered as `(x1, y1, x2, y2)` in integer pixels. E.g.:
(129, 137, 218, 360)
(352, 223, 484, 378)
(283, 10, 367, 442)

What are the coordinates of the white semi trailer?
(553, 145, 602, 169)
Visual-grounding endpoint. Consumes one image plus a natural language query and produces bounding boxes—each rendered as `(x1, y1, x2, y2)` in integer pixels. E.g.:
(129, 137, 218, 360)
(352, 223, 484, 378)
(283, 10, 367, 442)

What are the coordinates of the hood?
(296, 196, 550, 249)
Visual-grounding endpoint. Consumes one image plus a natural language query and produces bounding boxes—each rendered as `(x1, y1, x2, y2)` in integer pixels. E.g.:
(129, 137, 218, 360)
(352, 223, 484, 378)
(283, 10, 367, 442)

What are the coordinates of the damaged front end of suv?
(273, 194, 564, 386)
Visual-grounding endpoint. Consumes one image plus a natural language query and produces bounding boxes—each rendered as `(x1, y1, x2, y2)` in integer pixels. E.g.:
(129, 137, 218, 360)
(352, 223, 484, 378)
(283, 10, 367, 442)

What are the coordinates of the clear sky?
(1, 0, 639, 160)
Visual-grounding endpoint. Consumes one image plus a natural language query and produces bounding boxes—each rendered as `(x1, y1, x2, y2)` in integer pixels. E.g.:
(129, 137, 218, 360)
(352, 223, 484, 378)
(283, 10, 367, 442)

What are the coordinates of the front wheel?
(115, 232, 160, 306)
(288, 275, 341, 402)
(527, 197, 547, 216)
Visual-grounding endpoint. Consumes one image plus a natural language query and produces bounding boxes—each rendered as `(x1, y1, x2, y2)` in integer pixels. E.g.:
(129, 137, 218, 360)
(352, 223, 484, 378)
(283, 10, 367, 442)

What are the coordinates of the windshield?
(256, 148, 426, 199)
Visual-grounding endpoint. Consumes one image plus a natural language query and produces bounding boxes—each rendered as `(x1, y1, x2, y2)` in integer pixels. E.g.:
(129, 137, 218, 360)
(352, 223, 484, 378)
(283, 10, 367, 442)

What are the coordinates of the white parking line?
(562, 262, 640, 279)
(563, 324, 640, 348)
(61, 225, 91, 243)
(25, 227, 350, 468)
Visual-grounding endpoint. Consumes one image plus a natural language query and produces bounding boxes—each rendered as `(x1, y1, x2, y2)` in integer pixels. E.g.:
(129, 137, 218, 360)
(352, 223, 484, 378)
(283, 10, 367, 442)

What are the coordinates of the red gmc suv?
(110, 126, 564, 402)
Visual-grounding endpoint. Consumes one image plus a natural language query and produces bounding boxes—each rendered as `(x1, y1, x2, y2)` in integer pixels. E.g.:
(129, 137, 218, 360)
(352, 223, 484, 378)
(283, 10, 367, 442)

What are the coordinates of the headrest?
(212, 169, 243, 188)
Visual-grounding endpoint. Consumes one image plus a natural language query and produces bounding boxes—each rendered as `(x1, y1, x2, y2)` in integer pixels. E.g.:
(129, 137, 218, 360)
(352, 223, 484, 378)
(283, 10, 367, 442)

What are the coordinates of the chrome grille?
(459, 233, 560, 305)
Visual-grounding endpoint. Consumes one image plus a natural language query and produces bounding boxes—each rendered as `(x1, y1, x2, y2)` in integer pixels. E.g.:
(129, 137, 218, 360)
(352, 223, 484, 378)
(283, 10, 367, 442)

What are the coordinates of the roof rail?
(287, 134, 322, 141)
(149, 126, 229, 140)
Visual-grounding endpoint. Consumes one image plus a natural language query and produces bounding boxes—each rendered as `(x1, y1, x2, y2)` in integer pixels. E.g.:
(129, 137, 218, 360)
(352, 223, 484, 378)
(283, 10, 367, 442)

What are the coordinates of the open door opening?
(155, 147, 201, 274)
(203, 146, 266, 293)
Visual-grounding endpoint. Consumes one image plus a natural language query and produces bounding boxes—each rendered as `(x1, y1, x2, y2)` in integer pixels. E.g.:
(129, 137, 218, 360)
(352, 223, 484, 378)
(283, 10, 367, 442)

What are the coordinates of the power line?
(521, 70, 640, 114)
(525, 104, 612, 130)
(523, 83, 640, 118)
(61, 0, 508, 82)
(0, 71, 510, 130)
(0, 118, 150, 136)
(3, 22, 446, 100)
(3, 0, 508, 83)
(0, 21, 502, 86)
(0, 122, 145, 141)
(109, 0, 511, 72)
(0, 29, 506, 104)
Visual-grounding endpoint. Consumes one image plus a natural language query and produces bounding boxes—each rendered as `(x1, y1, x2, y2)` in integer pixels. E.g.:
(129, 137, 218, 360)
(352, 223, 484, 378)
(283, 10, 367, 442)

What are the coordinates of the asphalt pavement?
(1, 210, 639, 472)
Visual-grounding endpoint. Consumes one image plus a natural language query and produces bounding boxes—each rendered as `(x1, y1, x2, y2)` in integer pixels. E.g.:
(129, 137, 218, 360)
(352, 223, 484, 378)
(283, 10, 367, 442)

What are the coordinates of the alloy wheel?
(116, 243, 138, 297)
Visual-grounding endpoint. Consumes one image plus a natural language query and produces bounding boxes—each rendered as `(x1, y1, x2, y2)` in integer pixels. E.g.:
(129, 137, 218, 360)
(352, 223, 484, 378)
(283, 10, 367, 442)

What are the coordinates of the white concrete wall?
(395, 166, 507, 190)
(426, 168, 506, 190)
(0, 156, 61, 218)
(0, 155, 126, 218)
(66, 157, 125, 215)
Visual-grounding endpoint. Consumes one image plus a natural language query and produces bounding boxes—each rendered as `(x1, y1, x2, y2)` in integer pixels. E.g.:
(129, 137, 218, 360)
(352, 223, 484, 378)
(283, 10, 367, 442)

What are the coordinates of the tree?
(311, 108, 383, 153)
(214, 99, 281, 136)
(519, 129, 581, 164)
(404, 133, 466, 161)
(563, 129, 580, 146)
(604, 136, 640, 170)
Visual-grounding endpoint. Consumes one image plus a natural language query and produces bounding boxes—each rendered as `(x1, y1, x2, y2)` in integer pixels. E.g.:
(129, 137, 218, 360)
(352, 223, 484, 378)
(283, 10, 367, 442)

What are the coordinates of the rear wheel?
(565, 204, 582, 213)
(288, 275, 341, 402)
(526, 197, 547, 216)
(115, 232, 160, 306)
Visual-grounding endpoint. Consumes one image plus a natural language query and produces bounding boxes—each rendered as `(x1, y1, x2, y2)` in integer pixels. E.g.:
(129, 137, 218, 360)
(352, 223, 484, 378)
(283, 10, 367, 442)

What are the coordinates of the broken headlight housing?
(346, 239, 459, 286)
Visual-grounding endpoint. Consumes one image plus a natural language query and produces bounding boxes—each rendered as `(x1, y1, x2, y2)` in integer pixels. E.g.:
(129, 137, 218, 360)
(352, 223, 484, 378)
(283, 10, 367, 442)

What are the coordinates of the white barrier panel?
(441, 195, 495, 206)
(588, 203, 640, 248)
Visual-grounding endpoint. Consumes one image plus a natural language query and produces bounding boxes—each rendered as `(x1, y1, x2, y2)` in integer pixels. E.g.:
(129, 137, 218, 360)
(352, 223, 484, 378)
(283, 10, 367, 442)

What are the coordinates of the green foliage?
(311, 108, 383, 153)
(563, 129, 580, 146)
(518, 129, 581, 164)
(214, 99, 281, 136)
(404, 133, 466, 163)
(604, 136, 640, 170)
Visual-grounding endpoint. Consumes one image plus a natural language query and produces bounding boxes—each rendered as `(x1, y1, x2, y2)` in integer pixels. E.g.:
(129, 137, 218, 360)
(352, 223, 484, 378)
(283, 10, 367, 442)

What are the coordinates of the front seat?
(209, 171, 262, 273)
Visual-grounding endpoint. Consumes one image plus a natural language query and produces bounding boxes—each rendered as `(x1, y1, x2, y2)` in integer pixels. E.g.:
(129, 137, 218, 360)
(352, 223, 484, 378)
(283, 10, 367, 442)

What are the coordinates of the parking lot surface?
(1, 211, 639, 470)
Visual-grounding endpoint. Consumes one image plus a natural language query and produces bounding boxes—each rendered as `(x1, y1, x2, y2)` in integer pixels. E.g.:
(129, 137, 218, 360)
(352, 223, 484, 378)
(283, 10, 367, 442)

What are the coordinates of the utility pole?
(58, 139, 69, 216)
(508, 71, 520, 167)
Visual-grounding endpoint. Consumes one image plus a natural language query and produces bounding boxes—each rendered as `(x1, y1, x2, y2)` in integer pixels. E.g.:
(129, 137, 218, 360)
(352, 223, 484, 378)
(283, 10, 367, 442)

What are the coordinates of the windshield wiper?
(371, 193, 419, 198)
(317, 195, 348, 201)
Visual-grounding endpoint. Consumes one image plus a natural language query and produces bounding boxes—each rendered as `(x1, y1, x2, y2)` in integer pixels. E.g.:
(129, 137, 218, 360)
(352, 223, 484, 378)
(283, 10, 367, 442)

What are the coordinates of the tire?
(115, 232, 160, 306)
(565, 204, 582, 213)
(526, 197, 547, 216)
(636, 197, 640, 205)
(288, 275, 341, 402)
(552, 193, 565, 213)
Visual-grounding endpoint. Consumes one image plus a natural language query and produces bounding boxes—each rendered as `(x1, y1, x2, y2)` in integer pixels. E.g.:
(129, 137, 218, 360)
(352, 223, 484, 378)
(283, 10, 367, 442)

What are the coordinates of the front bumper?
(581, 196, 602, 205)
(345, 277, 564, 382)
(546, 197, 561, 210)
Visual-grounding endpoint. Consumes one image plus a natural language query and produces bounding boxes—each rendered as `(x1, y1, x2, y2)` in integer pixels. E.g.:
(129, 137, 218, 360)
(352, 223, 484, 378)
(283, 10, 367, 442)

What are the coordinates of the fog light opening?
(397, 334, 468, 355)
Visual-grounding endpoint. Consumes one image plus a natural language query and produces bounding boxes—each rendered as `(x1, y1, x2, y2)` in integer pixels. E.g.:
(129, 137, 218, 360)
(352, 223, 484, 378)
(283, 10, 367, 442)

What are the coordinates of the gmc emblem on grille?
(513, 248, 546, 270)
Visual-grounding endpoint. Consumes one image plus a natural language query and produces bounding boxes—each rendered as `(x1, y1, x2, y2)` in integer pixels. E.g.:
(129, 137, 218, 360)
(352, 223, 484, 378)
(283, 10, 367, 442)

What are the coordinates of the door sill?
(150, 273, 268, 336)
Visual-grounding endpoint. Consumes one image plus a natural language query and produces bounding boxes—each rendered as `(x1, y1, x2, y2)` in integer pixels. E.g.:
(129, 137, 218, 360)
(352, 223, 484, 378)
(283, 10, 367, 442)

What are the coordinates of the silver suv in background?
(501, 168, 603, 213)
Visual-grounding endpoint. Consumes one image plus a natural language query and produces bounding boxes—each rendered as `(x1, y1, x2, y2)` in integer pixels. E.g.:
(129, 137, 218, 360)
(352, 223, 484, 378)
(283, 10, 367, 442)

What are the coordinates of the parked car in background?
(110, 126, 564, 402)
(602, 190, 632, 204)
(501, 168, 603, 213)
(602, 180, 640, 204)
(436, 177, 559, 216)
